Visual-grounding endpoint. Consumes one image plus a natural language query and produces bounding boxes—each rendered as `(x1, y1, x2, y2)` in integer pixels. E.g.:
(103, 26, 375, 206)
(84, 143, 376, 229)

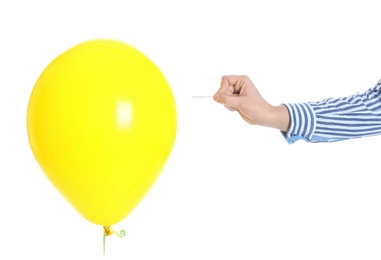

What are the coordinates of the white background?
(1, 1, 381, 259)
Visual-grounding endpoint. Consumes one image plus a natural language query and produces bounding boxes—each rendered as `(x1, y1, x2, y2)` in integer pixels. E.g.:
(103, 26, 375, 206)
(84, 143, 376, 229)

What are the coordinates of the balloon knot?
(103, 225, 126, 238)
(103, 226, 113, 236)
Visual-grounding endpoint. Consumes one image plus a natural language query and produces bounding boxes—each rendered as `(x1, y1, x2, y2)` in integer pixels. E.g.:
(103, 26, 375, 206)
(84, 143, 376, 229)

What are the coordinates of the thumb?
(213, 93, 241, 109)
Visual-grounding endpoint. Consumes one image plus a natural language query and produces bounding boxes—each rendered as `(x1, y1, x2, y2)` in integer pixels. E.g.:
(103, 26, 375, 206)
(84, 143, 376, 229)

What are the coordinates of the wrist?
(264, 105, 290, 132)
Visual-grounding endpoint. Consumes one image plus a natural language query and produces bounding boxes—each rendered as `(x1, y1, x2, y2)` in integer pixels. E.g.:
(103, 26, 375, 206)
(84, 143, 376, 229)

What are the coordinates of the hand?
(213, 75, 290, 132)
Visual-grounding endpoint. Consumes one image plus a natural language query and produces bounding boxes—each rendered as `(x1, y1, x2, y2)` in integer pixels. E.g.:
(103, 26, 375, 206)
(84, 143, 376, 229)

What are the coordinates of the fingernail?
(214, 94, 220, 101)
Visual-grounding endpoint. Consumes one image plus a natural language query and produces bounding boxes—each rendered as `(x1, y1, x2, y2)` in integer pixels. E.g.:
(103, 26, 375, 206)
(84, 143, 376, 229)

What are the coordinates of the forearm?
(283, 79, 381, 144)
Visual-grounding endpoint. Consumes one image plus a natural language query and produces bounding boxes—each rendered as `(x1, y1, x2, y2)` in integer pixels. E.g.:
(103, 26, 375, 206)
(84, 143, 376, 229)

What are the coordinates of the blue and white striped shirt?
(283, 79, 381, 144)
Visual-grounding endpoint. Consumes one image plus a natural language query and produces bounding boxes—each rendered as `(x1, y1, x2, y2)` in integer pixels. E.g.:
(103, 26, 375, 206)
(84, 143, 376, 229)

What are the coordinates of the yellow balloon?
(27, 39, 177, 226)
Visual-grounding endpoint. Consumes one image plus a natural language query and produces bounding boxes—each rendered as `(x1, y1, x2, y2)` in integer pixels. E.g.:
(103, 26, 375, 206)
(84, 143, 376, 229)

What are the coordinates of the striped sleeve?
(282, 79, 381, 144)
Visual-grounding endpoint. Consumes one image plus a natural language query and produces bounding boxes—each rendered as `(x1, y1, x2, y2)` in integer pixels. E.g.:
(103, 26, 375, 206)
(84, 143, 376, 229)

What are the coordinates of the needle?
(191, 95, 213, 98)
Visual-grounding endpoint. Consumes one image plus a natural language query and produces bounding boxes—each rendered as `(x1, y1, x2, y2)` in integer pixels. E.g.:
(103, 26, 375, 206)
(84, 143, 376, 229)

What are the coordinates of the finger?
(216, 75, 242, 94)
(213, 93, 241, 109)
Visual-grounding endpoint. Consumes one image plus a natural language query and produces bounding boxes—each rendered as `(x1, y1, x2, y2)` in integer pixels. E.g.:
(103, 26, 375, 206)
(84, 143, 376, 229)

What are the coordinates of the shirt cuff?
(281, 102, 316, 144)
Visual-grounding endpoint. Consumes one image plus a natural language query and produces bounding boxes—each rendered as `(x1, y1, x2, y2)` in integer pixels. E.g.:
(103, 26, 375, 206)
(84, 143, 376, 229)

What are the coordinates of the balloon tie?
(103, 226, 126, 257)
